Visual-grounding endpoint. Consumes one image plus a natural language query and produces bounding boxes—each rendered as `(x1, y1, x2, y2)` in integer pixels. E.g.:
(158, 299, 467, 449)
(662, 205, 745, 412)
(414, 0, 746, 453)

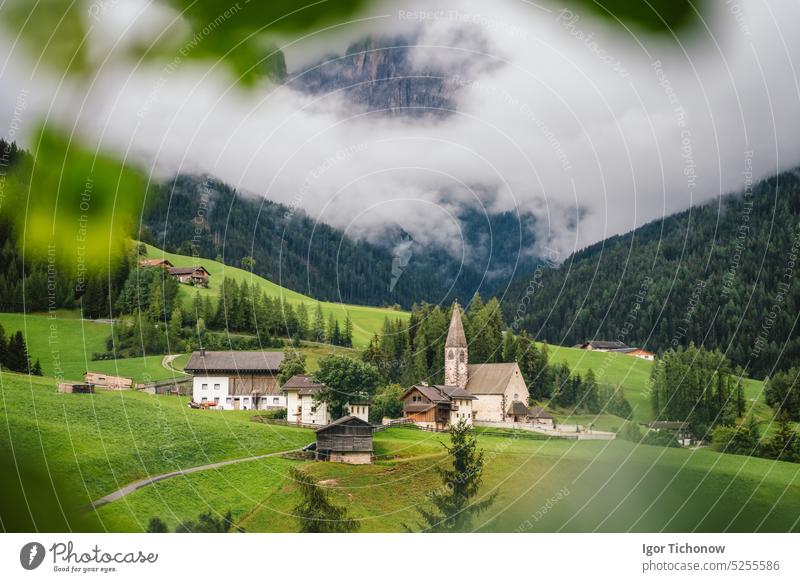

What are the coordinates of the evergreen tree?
(342, 313, 353, 347)
(326, 313, 336, 345)
(312, 303, 325, 342)
(5, 331, 30, 373)
(290, 468, 359, 533)
(31, 359, 42, 376)
(168, 304, 184, 350)
(296, 303, 310, 340)
(410, 421, 496, 532)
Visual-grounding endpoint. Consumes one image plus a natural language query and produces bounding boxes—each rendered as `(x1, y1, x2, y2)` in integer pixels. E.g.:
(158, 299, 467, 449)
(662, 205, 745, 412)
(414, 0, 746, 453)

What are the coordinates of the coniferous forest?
(504, 169, 800, 379)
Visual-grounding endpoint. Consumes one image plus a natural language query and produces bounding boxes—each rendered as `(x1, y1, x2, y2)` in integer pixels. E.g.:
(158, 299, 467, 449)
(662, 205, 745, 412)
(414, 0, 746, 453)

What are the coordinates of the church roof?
(466, 362, 522, 395)
(445, 303, 467, 348)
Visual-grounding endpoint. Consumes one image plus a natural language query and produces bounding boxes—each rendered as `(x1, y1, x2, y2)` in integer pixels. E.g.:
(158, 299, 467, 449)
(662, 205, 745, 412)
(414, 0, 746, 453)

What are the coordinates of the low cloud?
(2, 0, 800, 264)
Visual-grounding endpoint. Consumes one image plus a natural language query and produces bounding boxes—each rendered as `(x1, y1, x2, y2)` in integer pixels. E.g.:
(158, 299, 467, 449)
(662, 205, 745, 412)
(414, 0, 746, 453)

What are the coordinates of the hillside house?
(619, 347, 656, 361)
(438, 303, 530, 423)
(401, 383, 475, 430)
(573, 340, 630, 352)
(345, 401, 370, 422)
(283, 374, 330, 425)
(185, 350, 284, 410)
(168, 266, 210, 287)
(315, 416, 373, 464)
(138, 258, 174, 269)
(527, 405, 554, 428)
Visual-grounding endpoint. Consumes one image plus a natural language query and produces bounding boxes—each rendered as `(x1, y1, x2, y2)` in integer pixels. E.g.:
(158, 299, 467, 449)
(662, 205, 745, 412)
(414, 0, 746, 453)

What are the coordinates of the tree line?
(0, 323, 41, 376)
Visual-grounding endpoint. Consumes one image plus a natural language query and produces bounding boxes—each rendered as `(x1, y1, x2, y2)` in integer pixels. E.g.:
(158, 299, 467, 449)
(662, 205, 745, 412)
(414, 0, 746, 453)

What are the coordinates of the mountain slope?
(139, 242, 408, 347)
(504, 169, 800, 378)
(141, 174, 537, 309)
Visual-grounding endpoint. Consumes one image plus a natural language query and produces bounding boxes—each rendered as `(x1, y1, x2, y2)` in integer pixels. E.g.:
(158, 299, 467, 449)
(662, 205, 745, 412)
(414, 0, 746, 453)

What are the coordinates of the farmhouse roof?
(580, 340, 630, 350)
(445, 303, 467, 348)
(282, 374, 326, 395)
(506, 400, 529, 416)
(185, 350, 284, 373)
(315, 415, 373, 432)
(403, 384, 476, 404)
(138, 258, 173, 268)
(466, 362, 521, 395)
(647, 421, 688, 430)
(403, 402, 436, 413)
(168, 266, 210, 276)
(527, 405, 553, 419)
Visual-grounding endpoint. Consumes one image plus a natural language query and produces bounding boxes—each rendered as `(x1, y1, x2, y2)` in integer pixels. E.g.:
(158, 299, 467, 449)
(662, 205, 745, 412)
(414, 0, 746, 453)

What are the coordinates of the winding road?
(90, 446, 307, 509)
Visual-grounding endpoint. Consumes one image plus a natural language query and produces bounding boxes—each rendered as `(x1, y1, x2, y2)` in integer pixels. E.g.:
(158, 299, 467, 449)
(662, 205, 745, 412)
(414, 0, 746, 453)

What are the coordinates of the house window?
(201, 397, 207, 403)
(273, 397, 279, 404)
(243, 397, 249, 404)
(214, 397, 220, 404)
(214, 383, 220, 390)
(201, 383, 208, 391)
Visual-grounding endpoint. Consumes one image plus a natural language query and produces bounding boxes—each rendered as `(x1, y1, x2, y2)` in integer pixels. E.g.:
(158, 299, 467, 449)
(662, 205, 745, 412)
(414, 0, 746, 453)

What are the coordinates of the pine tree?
(0, 322, 6, 368)
(410, 421, 496, 532)
(31, 359, 42, 376)
(312, 303, 325, 342)
(290, 468, 359, 533)
(6, 331, 30, 373)
(326, 313, 336, 346)
(168, 304, 184, 350)
(343, 313, 353, 347)
(296, 303, 310, 340)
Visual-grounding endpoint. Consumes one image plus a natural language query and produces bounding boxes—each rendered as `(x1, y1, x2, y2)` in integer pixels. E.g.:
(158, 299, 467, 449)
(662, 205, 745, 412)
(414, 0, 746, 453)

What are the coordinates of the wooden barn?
(58, 382, 94, 394)
(315, 416, 373, 464)
(185, 349, 284, 410)
(84, 372, 133, 390)
(138, 258, 174, 269)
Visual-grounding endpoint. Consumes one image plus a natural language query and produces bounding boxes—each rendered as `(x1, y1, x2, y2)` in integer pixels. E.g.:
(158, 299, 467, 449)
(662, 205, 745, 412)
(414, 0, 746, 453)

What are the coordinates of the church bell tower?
(444, 302, 468, 389)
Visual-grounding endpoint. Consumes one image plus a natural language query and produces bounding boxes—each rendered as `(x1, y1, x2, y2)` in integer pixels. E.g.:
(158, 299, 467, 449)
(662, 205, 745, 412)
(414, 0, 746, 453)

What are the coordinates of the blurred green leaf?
(5, 126, 144, 274)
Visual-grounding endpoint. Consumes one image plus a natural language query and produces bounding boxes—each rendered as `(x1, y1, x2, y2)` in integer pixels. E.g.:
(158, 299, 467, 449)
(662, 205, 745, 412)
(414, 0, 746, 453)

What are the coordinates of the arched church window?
(448, 350, 454, 360)
(459, 352, 465, 363)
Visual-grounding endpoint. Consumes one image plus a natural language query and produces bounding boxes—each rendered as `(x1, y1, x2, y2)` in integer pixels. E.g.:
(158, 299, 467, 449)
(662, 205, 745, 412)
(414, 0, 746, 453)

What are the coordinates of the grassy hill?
(541, 343, 769, 424)
(97, 424, 800, 533)
(2, 372, 796, 532)
(141, 243, 408, 347)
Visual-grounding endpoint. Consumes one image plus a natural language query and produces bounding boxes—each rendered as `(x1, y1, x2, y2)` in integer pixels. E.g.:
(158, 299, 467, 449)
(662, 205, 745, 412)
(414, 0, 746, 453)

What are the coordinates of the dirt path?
(161, 354, 187, 375)
(90, 446, 307, 509)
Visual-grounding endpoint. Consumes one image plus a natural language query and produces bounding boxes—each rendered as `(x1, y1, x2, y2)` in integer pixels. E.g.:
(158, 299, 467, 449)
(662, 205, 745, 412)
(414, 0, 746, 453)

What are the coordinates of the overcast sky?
(2, 0, 800, 261)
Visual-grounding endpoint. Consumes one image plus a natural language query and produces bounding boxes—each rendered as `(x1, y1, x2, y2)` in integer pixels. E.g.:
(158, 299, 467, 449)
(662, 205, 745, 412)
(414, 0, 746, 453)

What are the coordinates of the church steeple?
(445, 302, 468, 388)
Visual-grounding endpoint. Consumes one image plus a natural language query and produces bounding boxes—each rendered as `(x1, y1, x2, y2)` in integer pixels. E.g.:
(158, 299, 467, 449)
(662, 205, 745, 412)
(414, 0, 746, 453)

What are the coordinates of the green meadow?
(141, 243, 409, 347)
(541, 343, 769, 425)
(96, 423, 800, 533)
(2, 371, 797, 533)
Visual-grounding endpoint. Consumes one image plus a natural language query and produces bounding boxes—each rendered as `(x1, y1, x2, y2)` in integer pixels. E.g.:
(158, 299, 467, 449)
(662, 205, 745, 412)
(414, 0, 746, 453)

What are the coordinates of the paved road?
(90, 446, 307, 509)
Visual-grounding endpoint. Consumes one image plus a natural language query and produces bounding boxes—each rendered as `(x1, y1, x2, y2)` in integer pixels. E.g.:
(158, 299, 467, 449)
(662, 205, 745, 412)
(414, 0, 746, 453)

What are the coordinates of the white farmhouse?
(185, 350, 284, 411)
(282, 374, 330, 426)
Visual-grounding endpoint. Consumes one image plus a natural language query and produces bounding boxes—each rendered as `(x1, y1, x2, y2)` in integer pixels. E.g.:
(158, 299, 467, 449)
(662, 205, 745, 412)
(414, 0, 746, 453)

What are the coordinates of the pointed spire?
(445, 301, 467, 348)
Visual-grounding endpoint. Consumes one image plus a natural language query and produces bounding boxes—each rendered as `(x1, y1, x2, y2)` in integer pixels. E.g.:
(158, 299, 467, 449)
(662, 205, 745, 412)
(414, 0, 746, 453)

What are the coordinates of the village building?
(401, 383, 475, 430)
(573, 340, 630, 352)
(442, 303, 530, 423)
(314, 415, 373, 464)
(84, 372, 133, 390)
(345, 401, 370, 422)
(167, 265, 211, 287)
(185, 350, 284, 410)
(283, 374, 330, 425)
(527, 405, 554, 428)
(619, 347, 656, 361)
(138, 258, 174, 269)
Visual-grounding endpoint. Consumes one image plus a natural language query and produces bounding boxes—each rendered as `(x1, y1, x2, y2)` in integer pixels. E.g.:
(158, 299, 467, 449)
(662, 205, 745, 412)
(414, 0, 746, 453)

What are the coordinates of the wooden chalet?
(401, 383, 475, 430)
(573, 340, 630, 352)
(168, 265, 210, 287)
(315, 415, 373, 464)
(58, 382, 94, 394)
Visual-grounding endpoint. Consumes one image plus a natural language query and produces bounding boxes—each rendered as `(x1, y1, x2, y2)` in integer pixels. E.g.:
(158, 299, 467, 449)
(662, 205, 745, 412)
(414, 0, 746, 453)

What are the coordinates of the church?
(402, 302, 530, 427)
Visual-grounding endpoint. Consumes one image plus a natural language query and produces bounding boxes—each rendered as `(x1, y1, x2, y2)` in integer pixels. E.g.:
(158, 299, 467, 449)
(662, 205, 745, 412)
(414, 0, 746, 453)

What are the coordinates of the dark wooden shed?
(315, 415, 373, 464)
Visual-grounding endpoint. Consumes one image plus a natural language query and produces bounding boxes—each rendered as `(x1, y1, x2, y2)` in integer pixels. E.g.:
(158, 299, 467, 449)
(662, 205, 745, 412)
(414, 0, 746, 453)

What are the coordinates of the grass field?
(0, 371, 313, 531)
(3, 371, 798, 533)
(541, 343, 768, 424)
(95, 425, 800, 533)
(140, 243, 408, 347)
